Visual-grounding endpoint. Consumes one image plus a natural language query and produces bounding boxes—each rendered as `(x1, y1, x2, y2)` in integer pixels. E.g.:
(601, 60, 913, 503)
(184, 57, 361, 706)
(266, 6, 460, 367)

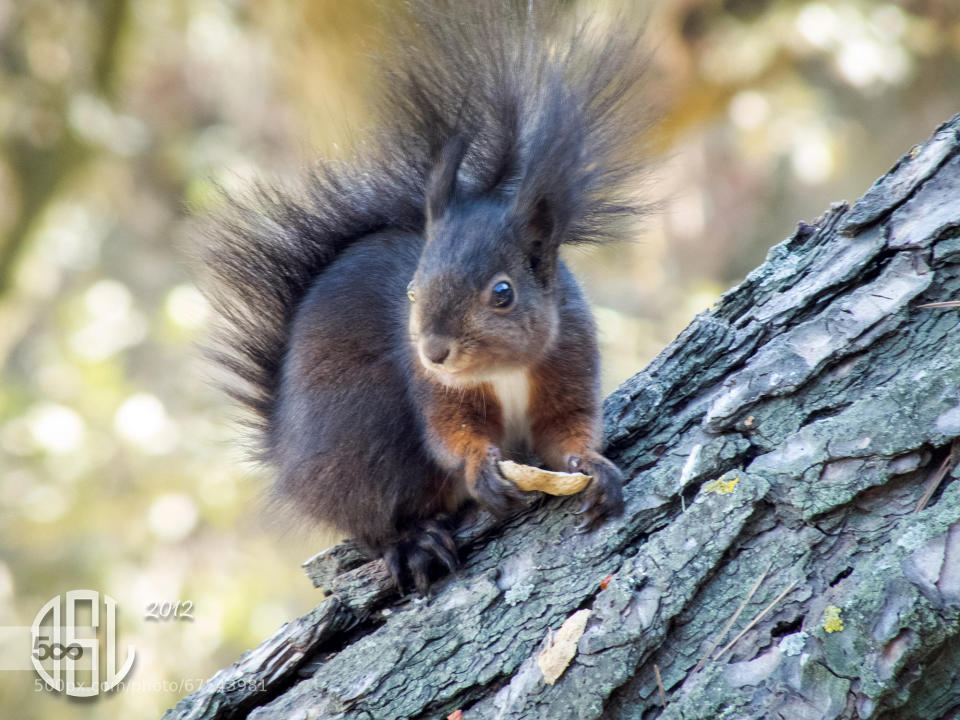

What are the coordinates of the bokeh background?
(1, 0, 957, 717)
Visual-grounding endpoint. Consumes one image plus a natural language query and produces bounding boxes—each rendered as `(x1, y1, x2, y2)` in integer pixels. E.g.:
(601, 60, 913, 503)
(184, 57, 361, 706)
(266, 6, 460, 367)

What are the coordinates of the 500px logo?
(31, 590, 136, 698)
(32, 638, 83, 661)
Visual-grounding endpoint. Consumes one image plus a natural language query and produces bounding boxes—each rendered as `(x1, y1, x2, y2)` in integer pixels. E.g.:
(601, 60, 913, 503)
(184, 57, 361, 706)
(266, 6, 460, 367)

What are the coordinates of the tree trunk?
(163, 113, 960, 720)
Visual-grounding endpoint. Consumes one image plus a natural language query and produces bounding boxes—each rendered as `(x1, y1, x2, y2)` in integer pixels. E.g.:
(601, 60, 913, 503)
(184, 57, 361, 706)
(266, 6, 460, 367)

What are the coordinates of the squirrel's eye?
(490, 281, 514, 309)
(406, 281, 416, 303)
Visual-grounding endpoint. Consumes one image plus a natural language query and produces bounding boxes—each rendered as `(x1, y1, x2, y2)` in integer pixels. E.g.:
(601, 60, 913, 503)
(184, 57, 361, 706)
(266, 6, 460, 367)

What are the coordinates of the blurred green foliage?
(0, 0, 957, 717)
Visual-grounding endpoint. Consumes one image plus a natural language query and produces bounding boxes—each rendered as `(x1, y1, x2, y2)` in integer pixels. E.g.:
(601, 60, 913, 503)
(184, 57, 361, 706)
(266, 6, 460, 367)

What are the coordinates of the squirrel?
(201, 0, 648, 594)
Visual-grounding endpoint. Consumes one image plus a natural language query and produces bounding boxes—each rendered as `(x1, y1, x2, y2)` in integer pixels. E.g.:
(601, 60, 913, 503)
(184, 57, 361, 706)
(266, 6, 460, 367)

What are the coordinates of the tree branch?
(164, 113, 960, 720)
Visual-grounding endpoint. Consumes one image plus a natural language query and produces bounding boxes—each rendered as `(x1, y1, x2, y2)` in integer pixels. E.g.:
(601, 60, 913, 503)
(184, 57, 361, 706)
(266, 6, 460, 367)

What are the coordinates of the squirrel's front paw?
(567, 452, 625, 532)
(471, 447, 525, 517)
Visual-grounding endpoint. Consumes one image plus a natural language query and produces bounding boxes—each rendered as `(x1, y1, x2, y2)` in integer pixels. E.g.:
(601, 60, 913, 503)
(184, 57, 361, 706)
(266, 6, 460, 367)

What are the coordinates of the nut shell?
(498, 460, 591, 496)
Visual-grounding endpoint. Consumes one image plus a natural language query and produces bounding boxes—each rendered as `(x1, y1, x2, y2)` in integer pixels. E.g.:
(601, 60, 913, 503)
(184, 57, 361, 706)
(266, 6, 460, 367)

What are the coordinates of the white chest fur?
(488, 369, 532, 454)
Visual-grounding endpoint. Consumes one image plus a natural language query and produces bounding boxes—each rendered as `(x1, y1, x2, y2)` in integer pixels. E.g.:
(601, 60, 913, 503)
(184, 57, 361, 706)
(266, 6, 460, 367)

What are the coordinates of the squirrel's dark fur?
(202, 0, 648, 593)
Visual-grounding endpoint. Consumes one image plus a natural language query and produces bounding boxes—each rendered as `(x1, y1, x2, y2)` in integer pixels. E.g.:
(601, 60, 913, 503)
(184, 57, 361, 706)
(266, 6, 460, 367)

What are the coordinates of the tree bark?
(163, 113, 960, 720)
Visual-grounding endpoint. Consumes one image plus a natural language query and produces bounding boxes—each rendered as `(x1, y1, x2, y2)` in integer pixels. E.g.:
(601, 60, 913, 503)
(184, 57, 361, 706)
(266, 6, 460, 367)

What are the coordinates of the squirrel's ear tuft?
(426, 135, 469, 225)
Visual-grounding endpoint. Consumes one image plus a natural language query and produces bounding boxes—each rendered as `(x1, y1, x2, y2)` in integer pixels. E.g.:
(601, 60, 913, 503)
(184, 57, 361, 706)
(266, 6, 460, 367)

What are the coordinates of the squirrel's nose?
(422, 337, 453, 365)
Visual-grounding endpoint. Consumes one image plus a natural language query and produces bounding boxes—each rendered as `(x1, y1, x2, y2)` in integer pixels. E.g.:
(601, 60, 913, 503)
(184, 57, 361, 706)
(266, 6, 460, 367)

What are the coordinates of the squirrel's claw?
(573, 499, 592, 516)
(574, 517, 595, 534)
(407, 549, 435, 597)
(384, 544, 408, 594)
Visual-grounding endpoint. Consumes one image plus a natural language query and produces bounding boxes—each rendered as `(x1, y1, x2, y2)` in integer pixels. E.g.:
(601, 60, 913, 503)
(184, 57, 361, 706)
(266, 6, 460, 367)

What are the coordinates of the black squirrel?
(201, 0, 648, 594)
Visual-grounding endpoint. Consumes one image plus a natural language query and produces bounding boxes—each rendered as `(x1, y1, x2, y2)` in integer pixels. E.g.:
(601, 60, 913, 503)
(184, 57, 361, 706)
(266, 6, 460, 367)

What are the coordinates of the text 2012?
(145, 600, 194, 621)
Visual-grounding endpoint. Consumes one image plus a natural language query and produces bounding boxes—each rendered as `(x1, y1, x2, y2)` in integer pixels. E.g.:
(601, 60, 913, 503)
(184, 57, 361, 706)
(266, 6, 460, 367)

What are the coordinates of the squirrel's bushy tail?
(201, 0, 649, 452)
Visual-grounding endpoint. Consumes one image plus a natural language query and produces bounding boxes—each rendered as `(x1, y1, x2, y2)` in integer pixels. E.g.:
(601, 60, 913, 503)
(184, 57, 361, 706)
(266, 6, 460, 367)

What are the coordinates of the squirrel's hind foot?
(383, 516, 459, 596)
